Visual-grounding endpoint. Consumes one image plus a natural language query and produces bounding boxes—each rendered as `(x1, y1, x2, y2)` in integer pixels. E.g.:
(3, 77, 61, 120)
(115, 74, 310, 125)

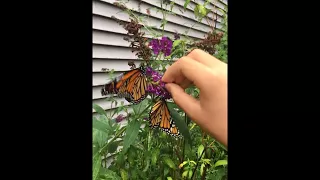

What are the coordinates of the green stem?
(160, 1, 165, 35)
(190, 148, 205, 180)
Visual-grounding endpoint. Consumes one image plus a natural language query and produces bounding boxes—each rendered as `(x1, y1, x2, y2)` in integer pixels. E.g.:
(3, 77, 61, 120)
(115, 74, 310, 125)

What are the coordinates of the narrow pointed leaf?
(163, 156, 176, 170)
(184, 0, 191, 10)
(152, 149, 160, 166)
(120, 169, 128, 180)
(200, 163, 205, 176)
(167, 102, 191, 144)
(93, 153, 102, 180)
(93, 117, 109, 133)
(93, 104, 107, 116)
(122, 120, 141, 154)
(198, 144, 204, 158)
(214, 160, 228, 167)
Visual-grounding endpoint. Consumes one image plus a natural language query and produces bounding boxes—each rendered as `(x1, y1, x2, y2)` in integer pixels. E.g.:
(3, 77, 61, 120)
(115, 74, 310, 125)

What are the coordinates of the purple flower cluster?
(145, 66, 171, 99)
(115, 114, 125, 123)
(149, 37, 173, 56)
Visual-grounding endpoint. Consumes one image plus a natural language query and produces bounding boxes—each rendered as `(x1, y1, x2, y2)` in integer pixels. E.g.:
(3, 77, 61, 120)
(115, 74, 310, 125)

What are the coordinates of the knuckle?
(189, 49, 202, 57)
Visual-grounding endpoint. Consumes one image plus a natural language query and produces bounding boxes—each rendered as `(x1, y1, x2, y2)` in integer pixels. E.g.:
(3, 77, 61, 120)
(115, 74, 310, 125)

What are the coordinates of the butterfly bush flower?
(149, 36, 173, 56)
(115, 114, 125, 123)
(145, 66, 171, 99)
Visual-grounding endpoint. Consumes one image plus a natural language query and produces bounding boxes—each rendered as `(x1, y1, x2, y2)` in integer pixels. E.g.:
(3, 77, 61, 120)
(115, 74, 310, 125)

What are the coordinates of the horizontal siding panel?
(93, 98, 131, 112)
(93, 30, 130, 47)
(192, 0, 226, 15)
(93, 72, 123, 86)
(220, 0, 228, 6)
(93, 59, 142, 72)
(93, 45, 137, 59)
(93, 15, 127, 34)
(99, 0, 214, 33)
(173, 0, 223, 18)
(142, 0, 222, 26)
(210, 0, 227, 10)
(93, 15, 200, 41)
(93, 1, 207, 39)
(93, 45, 185, 61)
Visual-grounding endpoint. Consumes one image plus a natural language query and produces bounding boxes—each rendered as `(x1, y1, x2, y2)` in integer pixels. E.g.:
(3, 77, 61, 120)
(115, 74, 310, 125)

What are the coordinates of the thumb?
(165, 83, 202, 121)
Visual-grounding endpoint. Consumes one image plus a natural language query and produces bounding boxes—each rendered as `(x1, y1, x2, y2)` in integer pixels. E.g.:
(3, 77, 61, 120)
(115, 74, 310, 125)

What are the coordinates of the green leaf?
(151, 149, 160, 166)
(107, 141, 120, 154)
(164, 166, 170, 176)
(122, 120, 141, 154)
(93, 129, 108, 147)
(194, 5, 200, 18)
(188, 170, 193, 179)
(170, 1, 175, 11)
(167, 103, 192, 144)
(163, 156, 176, 170)
(100, 115, 113, 131)
(102, 169, 122, 180)
(202, 158, 211, 165)
(198, 144, 204, 158)
(131, 169, 138, 179)
(194, 4, 208, 21)
(93, 104, 107, 116)
(132, 99, 149, 115)
(167, 177, 173, 180)
(183, 0, 191, 10)
(200, 163, 205, 176)
(137, 170, 147, 180)
(142, 158, 150, 172)
(93, 142, 100, 155)
(116, 153, 125, 167)
(204, 0, 210, 6)
(214, 160, 228, 167)
(93, 117, 109, 133)
(93, 153, 102, 180)
(120, 169, 128, 180)
(182, 171, 188, 178)
(173, 40, 182, 48)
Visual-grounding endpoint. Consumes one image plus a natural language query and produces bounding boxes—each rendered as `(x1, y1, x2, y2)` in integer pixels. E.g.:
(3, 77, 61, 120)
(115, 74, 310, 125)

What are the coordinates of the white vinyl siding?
(92, 0, 227, 115)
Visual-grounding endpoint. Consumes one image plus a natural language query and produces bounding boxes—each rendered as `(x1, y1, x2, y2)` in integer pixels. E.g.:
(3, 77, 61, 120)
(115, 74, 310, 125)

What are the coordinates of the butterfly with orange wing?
(149, 98, 182, 138)
(101, 66, 148, 104)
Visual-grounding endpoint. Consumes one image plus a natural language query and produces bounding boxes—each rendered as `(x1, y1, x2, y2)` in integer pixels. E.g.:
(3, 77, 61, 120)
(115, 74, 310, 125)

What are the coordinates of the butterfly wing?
(101, 80, 118, 96)
(117, 67, 148, 104)
(101, 67, 147, 104)
(149, 99, 164, 128)
(149, 99, 181, 138)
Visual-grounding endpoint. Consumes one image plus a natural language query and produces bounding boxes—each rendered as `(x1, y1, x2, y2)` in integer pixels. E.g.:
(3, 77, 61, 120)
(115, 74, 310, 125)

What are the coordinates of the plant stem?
(160, 1, 165, 34)
(190, 147, 205, 180)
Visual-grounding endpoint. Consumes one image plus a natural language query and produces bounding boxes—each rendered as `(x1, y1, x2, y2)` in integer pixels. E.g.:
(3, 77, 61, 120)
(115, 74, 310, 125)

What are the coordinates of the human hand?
(162, 49, 228, 147)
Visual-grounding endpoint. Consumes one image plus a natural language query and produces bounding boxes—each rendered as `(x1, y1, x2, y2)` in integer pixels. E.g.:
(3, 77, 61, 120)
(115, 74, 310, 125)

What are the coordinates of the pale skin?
(162, 49, 228, 148)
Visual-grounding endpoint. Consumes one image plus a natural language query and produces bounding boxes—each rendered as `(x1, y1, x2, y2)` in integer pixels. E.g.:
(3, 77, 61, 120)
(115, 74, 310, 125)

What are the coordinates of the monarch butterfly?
(149, 98, 181, 138)
(101, 66, 148, 104)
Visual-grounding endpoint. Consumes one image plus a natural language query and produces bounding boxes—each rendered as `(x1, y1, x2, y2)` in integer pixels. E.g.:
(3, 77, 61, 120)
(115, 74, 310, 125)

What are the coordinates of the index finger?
(162, 56, 212, 90)
(187, 49, 223, 68)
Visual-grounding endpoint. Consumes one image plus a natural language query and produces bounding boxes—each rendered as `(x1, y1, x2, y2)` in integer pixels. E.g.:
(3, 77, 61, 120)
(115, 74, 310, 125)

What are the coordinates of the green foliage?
(93, 0, 228, 179)
(214, 10, 228, 63)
